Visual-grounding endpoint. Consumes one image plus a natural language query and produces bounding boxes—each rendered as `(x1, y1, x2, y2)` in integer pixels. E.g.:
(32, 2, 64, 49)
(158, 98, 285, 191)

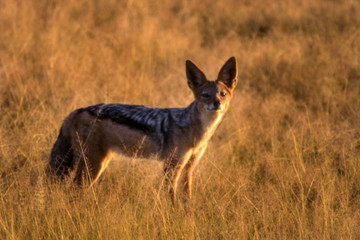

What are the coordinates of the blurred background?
(1, 0, 360, 239)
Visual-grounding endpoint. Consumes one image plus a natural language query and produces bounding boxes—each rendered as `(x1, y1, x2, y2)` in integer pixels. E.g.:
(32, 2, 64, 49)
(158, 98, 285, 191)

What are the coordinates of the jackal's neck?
(188, 101, 224, 142)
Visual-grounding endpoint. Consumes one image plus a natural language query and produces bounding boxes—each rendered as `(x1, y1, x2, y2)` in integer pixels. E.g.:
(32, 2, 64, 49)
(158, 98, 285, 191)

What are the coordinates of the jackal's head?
(186, 57, 237, 114)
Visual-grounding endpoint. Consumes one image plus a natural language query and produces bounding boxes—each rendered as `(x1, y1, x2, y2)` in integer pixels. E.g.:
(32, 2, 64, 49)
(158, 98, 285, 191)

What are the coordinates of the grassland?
(1, 0, 360, 239)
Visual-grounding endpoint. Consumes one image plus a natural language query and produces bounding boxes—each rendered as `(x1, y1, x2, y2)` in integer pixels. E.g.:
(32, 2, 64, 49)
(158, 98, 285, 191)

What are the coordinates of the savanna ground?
(1, 0, 360, 239)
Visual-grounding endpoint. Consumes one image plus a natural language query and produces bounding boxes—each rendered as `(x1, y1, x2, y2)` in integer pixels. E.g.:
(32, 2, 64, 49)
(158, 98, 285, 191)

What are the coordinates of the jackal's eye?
(220, 91, 227, 97)
(201, 93, 210, 99)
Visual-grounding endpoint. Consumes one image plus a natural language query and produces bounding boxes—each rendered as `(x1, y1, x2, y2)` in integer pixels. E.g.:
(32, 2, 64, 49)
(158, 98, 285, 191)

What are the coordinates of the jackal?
(47, 57, 237, 201)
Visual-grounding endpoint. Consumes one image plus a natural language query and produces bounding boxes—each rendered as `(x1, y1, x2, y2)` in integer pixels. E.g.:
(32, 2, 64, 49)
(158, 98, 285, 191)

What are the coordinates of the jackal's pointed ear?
(217, 56, 238, 90)
(186, 60, 207, 92)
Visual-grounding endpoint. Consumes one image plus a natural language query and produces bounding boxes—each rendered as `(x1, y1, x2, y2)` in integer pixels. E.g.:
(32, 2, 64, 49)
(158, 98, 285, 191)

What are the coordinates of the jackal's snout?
(213, 99, 221, 109)
(205, 94, 226, 112)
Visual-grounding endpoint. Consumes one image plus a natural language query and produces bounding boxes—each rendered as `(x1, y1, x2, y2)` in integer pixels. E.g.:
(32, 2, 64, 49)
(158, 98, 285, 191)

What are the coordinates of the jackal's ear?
(186, 60, 207, 92)
(217, 56, 238, 90)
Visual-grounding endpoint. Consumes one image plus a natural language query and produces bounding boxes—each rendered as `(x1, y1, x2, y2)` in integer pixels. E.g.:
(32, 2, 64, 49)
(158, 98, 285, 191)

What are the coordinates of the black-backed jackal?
(47, 57, 238, 202)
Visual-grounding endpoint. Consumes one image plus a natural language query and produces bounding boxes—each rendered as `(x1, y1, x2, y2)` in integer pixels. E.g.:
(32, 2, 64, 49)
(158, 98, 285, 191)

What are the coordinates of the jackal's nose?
(213, 100, 221, 108)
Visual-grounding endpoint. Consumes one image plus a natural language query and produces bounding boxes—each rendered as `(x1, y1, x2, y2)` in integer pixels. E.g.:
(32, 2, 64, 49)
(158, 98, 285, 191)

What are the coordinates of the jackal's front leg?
(163, 152, 192, 204)
(181, 146, 206, 201)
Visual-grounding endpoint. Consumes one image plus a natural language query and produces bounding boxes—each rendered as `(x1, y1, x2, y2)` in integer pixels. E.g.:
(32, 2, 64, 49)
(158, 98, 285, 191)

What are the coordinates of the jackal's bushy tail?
(47, 126, 74, 179)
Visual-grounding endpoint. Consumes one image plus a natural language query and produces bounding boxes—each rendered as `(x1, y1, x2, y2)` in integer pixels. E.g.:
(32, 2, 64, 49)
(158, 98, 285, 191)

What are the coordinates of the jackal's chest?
(199, 113, 223, 142)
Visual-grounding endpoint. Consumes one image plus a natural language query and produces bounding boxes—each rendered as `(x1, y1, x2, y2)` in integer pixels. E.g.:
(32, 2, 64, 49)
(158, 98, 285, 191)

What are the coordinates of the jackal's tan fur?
(48, 57, 238, 202)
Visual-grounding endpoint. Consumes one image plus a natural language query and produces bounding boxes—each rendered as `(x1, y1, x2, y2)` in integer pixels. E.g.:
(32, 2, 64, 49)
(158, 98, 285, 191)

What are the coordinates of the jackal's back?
(85, 103, 195, 148)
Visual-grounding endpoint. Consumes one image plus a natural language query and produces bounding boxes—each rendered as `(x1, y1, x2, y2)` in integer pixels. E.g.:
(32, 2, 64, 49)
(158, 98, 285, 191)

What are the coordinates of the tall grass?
(1, 0, 360, 239)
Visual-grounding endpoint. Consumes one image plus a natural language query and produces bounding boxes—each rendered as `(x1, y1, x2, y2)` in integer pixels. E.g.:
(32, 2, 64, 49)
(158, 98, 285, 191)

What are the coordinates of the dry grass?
(1, 0, 360, 239)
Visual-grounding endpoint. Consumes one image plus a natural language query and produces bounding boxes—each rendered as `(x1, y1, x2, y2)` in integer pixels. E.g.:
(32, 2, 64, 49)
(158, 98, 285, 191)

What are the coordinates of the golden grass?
(1, 0, 360, 239)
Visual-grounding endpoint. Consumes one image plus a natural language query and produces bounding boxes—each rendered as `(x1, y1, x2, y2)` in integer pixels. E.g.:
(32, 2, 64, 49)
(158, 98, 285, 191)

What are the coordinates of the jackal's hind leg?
(73, 147, 112, 186)
(74, 158, 85, 186)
